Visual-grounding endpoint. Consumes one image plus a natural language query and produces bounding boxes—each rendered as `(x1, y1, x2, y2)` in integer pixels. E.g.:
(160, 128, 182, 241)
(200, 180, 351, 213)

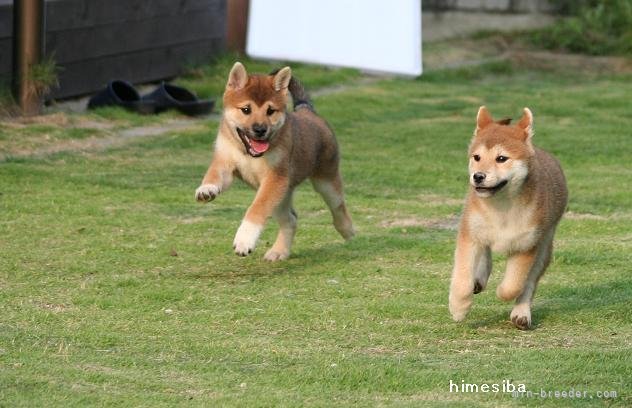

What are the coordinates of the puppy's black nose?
(252, 124, 267, 138)
(473, 172, 486, 184)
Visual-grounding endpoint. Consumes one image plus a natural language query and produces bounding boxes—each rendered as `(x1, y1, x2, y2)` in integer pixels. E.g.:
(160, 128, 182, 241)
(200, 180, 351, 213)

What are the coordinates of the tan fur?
(195, 62, 355, 261)
(449, 106, 567, 329)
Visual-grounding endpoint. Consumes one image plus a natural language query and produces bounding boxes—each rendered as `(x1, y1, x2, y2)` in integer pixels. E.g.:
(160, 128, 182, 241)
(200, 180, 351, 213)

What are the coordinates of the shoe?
(141, 82, 214, 116)
(87, 80, 155, 114)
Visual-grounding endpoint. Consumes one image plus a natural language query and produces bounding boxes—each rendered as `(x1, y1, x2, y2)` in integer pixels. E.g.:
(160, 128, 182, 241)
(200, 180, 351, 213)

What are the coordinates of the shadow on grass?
(465, 279, 631, 330)
(535, 279, 631, 320)
(186, 233, 402, 282)
(292, 234, 373, 261)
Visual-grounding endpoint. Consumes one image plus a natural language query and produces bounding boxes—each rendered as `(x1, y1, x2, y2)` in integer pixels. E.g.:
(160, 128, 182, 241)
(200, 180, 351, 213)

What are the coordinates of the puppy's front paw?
(195, 184, 220, 203)
(232, 220, 263, 257)
(449, 292, 472, 322)
(449, 303, 470, 322)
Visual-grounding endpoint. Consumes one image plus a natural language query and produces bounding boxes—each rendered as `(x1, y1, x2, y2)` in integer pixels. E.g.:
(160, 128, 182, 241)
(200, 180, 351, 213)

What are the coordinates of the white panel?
(246, 0, 422, 76)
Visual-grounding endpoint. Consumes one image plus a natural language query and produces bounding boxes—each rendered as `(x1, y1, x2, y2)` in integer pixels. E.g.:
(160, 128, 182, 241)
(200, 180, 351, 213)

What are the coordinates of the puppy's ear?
(516, 107, 534, 141)
(273, 66, 292, 91)
(227, 62, 248, 90)
(476, 106, 493, 133)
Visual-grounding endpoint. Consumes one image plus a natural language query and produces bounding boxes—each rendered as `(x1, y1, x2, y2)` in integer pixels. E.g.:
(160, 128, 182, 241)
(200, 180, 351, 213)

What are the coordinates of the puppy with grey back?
(449, 106, 567, 329)
(195, 62, 355, 261)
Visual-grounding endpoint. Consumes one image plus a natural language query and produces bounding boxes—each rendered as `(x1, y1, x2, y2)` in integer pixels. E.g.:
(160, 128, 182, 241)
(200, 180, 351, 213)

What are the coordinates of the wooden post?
(13, 0, 45, 116)
(226, 0, 249, 54)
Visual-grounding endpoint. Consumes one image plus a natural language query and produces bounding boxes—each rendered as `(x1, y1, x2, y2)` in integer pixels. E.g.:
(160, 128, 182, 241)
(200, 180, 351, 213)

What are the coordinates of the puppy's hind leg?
(311, 174, 355, 240)
(264, 192, 297, 262)
(510, 232, 554, 330)
(496, 249, 536, 302)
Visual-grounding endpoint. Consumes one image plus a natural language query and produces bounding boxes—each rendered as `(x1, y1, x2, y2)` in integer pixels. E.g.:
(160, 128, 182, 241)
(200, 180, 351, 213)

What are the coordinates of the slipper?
(141, 82, 214, 116)
(87, 80, 155, 114)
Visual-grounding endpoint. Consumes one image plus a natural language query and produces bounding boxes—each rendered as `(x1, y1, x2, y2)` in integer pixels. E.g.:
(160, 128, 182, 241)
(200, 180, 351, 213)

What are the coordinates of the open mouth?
(236, 128, 270, 158)
(475, 180, 508, 194)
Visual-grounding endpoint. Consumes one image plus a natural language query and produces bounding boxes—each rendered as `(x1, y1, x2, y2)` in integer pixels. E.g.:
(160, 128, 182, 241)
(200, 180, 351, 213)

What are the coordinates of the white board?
(246, 0, 422, 77)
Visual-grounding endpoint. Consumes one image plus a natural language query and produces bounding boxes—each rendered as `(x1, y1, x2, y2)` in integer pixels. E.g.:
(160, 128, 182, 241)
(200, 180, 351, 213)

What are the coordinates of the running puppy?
(195, 62, 355, 261)
(449, 106, 567, 329)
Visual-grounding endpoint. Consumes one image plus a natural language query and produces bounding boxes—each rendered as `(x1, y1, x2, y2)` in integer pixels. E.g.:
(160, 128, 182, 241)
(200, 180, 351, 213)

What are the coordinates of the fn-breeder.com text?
(449, 380, 619, 400)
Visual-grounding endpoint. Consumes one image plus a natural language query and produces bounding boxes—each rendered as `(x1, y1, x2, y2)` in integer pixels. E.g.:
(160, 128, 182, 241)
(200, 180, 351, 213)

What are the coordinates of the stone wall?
(422, 0, 558, 42)
(423, 0, 557, 13)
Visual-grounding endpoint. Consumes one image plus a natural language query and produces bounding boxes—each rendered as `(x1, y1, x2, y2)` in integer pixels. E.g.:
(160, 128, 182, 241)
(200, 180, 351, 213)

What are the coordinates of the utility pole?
(13, 0, 45, 116)
(226, 0, 249, 54)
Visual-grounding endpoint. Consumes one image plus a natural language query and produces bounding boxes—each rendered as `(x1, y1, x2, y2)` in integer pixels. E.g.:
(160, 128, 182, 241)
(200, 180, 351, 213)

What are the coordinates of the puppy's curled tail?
(288, 76, 314, 112)
(270, 68, 314, 112)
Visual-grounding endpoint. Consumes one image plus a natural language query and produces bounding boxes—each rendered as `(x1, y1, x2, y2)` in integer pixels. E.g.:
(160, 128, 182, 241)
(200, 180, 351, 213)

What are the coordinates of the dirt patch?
(310, 77, 386, 98)
(175, 216, 208, 225)
(510, 51, 632, 74)
(407, 115, 466, 125)
(564, 211, 631, 221)
(564, 211, 607, 221)
(423, 37, 511, 71)
(380, 215, 459, 230)
(380, 210, 626, 230)
(361, 346, 407, 356)
(1, 112, 116, 133)
(417, 193, 464, 207)
(424, 36, 632, 74)
(0, 119, 205, 161)
(37, 302, 72, 313)
(73, 117, 117, 130)
(5, 112, 71, 127)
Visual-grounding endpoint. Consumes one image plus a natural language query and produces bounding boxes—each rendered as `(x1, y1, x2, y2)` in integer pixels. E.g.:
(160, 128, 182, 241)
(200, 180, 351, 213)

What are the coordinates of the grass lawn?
(1, 55, 631, 406)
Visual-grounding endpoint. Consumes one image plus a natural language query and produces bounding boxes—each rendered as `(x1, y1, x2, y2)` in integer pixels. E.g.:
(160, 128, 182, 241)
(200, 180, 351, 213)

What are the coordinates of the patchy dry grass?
(1, 54, 631, 406)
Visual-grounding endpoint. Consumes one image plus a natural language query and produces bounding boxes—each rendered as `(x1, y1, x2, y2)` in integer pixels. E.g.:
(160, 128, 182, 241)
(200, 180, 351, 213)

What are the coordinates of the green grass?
(0, 78, 16, 116)
(1, 60, 631, 407)
(176, 53, 361, 105)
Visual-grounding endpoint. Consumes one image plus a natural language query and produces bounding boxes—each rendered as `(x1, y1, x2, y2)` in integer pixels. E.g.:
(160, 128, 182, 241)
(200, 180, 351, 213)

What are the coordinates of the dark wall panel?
(0, 2, 11, 38)
(46, 10, 225, 63)
(52, 38, 224, 98)
(0, 38, 11, 78)
(46, 0, 222, 31)
(0, 2, 12, 80)
(0, 0, 227, 99)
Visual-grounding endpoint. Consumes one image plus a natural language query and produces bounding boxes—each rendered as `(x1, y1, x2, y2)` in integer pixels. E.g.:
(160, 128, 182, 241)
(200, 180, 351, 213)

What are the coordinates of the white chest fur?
(216, 131, 281, 189)
(234, 152, 267, 188)
(468, 202, 539, 254)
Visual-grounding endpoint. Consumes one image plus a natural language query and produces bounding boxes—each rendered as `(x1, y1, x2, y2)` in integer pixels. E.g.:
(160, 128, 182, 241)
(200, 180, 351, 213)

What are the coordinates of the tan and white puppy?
(449, 106, 568, 329)
(195, 62, 355, 261)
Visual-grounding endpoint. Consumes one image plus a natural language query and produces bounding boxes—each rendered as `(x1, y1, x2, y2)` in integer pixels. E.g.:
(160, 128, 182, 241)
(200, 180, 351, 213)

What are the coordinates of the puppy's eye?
(240, 106, 251, 115)
(473, 154, 480, 162)
(496, 155, 509, 163)
(266, 106, 276, 116)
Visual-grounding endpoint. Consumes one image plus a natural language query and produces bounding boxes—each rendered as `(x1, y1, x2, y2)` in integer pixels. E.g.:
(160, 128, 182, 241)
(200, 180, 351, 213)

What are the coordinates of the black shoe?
(141, 82, 214, 116)
(88, 80, 155, 114)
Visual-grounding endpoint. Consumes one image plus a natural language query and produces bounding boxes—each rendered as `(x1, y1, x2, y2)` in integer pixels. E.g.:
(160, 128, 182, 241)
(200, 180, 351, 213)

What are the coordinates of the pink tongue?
(250, 139, 270, 154)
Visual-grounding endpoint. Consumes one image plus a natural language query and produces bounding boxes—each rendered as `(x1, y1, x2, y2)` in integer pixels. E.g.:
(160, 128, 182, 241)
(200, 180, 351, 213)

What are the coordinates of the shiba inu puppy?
(195, 62, 355, 261)
(449, 106, 567, 329)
